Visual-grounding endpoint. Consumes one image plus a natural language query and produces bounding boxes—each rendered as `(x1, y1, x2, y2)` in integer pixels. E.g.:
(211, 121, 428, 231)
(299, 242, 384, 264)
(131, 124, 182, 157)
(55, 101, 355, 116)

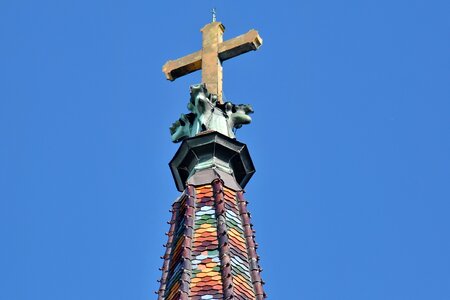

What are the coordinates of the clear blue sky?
(1, 0, 449, 299)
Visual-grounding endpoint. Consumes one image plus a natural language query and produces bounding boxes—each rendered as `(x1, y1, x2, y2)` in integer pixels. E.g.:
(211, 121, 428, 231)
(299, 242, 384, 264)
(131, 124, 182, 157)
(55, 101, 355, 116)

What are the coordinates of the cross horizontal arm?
(162, 28, 262, 82)
(218, 29, 262, 62)
(162, 50, 202, 81)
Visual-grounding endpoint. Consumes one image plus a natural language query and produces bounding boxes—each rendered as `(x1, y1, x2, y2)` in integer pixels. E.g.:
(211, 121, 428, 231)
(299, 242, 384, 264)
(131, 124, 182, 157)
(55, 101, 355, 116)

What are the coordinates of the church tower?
(157, 17, 266, 300)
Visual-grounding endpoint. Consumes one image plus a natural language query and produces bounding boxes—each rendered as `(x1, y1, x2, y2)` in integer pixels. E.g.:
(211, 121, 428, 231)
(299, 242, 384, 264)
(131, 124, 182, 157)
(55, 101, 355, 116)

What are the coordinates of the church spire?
(157, 20, 266, 300)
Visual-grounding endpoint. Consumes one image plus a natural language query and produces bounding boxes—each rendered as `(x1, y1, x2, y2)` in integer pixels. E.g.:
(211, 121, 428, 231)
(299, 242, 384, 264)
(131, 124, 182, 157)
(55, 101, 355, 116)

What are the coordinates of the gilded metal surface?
(162, 22, 262, 103)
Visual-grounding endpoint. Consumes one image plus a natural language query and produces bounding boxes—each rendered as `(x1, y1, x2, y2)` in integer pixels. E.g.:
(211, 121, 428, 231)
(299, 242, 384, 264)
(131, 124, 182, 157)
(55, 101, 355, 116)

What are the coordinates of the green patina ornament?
(169, 83, 253, 143)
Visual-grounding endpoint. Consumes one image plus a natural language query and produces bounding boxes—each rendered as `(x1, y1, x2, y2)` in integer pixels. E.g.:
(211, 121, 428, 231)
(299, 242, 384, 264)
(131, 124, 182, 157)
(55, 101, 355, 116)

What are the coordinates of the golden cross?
(162, 21, 263, 103)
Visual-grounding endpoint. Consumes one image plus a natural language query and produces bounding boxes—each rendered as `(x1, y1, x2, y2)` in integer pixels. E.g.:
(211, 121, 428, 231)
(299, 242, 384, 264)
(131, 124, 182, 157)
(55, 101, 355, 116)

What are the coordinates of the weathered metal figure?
(170, 84, 253, 143)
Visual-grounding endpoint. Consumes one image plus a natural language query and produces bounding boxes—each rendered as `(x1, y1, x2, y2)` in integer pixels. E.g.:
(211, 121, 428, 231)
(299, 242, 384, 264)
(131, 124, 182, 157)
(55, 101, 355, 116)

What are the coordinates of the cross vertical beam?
(201, 22, 224, 102)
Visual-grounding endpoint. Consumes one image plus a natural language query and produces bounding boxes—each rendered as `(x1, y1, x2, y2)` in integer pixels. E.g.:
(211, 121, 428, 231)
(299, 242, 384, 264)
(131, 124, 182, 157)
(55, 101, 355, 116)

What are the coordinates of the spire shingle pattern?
(157, 180, 265, 300)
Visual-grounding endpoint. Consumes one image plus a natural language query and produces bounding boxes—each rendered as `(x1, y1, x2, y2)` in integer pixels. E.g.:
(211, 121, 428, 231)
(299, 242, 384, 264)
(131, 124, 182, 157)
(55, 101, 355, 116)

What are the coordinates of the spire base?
(169, 131, 255, 192)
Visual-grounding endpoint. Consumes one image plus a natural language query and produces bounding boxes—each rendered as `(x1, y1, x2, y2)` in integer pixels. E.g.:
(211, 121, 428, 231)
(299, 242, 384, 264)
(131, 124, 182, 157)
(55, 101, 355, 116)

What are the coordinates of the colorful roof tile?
(157, 181, 265, 300)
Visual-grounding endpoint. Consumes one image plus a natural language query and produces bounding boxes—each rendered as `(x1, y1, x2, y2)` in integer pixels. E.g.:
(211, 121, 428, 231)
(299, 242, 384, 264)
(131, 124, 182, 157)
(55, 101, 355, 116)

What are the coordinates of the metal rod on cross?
(212, 8, 217, 22)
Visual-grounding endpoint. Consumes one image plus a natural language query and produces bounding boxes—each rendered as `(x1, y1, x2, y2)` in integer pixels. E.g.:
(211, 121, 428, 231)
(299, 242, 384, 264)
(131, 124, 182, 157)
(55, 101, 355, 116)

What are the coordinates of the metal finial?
(212, 8, 217, 22)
